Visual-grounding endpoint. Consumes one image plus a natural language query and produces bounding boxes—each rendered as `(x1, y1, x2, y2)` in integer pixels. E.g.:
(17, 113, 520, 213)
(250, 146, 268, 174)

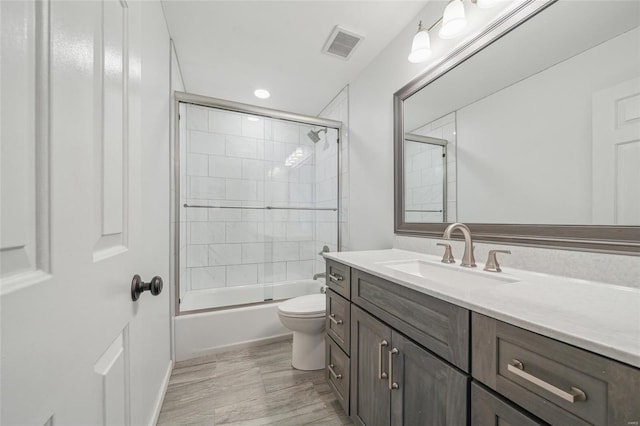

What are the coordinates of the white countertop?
(324, 249, 640, 368)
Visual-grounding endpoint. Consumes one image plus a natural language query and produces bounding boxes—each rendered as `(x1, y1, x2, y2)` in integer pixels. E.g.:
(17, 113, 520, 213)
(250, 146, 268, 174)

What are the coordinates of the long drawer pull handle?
(329, 273, 343, 283)
(329, 313, 343, 325)
(388, 348, 399, 390)
(507, 359, 587, 403)
(378, 340, 388, 379)
(328, 363, 342, 380)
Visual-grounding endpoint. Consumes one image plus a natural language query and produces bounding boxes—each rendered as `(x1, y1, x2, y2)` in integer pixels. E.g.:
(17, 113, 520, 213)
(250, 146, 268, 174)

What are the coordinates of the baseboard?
(184, 333, 292, 362)
(149, 359, 173, 426)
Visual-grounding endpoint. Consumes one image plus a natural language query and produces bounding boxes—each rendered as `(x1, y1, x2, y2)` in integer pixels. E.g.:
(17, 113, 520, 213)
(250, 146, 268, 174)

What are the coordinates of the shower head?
(307, 128, 327, 143)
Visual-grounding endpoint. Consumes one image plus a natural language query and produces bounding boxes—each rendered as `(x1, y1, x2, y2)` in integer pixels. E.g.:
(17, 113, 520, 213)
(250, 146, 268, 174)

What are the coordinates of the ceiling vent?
(322, 26, 363, 60)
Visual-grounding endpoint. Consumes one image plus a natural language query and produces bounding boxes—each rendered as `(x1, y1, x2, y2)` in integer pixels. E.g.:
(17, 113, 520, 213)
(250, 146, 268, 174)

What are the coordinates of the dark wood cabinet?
(351, 305, 468, 426)
(350, 305, 392, 426)
(471, 382, 548, 426)
(390, 331, 468, 426)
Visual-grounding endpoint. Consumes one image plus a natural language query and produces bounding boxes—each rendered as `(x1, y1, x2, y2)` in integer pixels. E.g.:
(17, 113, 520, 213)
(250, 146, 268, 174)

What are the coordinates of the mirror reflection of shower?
(307, 127, 330, 150)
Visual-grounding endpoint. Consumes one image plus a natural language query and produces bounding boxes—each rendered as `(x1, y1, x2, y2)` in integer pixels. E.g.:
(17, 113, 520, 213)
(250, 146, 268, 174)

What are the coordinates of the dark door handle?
(131, 275, 163, 301)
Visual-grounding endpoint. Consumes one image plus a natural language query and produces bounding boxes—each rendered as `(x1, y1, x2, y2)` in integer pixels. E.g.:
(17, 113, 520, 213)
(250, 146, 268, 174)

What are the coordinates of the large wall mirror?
(394, 0, 640, 254)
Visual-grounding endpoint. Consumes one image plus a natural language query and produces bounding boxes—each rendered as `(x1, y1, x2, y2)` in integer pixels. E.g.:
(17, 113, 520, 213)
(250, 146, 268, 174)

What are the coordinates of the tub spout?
(313, 272, 326, 280)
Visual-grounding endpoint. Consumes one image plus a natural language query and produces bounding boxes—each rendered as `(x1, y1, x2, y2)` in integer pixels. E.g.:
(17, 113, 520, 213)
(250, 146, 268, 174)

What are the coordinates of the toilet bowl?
(277, 294, 326, 370)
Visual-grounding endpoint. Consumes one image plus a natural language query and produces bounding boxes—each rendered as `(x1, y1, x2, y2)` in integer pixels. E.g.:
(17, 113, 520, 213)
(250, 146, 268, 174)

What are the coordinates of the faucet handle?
(484, 250, 511, 272)
(436, 243, 455, 264)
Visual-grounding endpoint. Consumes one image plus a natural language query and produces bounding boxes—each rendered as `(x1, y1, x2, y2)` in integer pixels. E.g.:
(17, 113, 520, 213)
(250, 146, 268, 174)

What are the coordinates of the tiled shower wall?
(180, 104, 339, 293)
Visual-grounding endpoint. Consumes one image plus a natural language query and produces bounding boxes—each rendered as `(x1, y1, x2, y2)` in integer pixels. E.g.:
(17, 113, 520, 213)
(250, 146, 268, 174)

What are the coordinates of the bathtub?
(174, 278, 324, 361)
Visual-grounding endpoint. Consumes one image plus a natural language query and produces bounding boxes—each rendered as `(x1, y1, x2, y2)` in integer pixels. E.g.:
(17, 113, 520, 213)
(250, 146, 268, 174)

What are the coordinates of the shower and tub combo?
(173, 93, 341, 365)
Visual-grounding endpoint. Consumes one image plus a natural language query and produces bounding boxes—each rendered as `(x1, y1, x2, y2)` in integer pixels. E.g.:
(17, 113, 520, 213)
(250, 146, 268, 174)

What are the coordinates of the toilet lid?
(278, 294, 325, 316)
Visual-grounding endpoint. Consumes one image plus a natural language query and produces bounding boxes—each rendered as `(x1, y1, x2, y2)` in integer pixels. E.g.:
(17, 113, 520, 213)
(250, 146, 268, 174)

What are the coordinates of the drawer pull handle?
(388, 348, 399, 390)
(329, 273, 343, 283)
(328, 363, 342, 380)
(507, 359, 587, 403)
(329, 313, 343, 325)
(378, 340, 388, 379)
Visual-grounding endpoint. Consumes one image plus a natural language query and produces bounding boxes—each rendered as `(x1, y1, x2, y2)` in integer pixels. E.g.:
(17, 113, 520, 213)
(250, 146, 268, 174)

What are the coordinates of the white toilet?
(277, 293, 326, 370)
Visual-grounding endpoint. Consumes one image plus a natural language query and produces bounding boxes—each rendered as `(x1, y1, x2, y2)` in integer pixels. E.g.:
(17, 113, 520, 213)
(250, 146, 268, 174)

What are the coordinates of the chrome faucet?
(313, 272, 326, 280)
(442, 223, 476, 268)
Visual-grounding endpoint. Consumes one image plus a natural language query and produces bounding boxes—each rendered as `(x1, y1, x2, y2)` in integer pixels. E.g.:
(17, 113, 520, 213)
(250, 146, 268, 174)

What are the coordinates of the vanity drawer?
(351, 268, 470, 371)
(326, 289, 350, 355)
(326, 259, 351, 300)
(472, 313, 640, 426)
(326, 336, 350, 415)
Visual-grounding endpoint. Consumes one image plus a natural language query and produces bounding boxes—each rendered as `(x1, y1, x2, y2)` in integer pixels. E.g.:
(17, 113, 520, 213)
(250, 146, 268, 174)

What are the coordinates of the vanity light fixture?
(408, 21, 432, 63)
(409, 0, 499, 63)
(254, 89, 270, 99)
(439, 0, 468, 39)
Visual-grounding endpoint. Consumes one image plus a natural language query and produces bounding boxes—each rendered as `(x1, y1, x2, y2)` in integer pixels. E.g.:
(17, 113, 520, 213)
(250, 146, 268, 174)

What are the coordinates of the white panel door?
(1, 1, 171, 425)
(592, 77, 640, 225)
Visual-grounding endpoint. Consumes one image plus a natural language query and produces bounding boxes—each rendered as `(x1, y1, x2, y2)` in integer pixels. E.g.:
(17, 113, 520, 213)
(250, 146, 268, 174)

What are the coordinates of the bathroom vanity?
(323, 249, 640, 426)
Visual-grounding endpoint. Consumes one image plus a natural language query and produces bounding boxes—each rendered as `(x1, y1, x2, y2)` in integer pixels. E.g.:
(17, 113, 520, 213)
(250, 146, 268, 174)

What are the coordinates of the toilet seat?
(278, 294, 325, 317)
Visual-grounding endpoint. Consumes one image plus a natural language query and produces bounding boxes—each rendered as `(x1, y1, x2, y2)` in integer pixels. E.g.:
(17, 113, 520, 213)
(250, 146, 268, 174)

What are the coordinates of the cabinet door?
(471, 382, 548, 426)
(351, 305, 392, 426)
(390, 331, 469, 426)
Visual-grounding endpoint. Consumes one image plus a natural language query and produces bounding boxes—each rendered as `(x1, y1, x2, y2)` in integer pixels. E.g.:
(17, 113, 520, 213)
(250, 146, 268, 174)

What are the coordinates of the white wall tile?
(265, 181, 289, 203)
(189, 176, 225, 199)
(242, 159, 265, 180)
(226, 222, 262, 243)
(272, 242, 299, 262)
(190, 131, 225, 155)
(190, 266, 226, 290)
(299, 241, 317, 261)
(226, 136, 258, 158)
(226, 264, 258, 286)
(208, 244, 242, 266)
(187, 153, 208, 176)
(258, 262, 287, 283)
(289, 182, 313, 203)
(286, 260, 314, 281)
(187, 106, 208, 131)
(190, 222, 226, 244)
(210, 110, 242, 136)
(241, 243, 267, 263)
(242, 116, 265, 139)
(209, 155, 242, 179)
(186, 245, 208, 267)
(225, 179, 257, 201)
(273, 120, 300, 144)
(287, 222, 313, 241)
(264, 222, 287, 241)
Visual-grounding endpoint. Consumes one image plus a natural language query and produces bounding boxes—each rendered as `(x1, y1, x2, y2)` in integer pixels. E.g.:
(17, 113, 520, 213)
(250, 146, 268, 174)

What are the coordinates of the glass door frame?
(173, 91, 343, 316)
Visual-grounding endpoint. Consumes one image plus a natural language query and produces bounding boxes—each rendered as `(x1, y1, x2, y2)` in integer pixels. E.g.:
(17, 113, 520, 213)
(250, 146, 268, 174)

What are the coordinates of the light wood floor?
(157, 339, 352, 425)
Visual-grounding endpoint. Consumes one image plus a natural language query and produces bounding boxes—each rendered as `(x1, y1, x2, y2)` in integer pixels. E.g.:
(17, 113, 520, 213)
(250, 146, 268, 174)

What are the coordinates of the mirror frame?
(393, 0, 640, 255)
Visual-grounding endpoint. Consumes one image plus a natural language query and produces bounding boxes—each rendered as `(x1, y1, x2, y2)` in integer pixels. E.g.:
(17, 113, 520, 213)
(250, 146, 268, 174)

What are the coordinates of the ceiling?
(161, 1, 428, 115)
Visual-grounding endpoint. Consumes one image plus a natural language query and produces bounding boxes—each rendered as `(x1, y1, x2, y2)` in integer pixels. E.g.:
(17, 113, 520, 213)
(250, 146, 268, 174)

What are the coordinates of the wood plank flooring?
(157, 339, 352, 425)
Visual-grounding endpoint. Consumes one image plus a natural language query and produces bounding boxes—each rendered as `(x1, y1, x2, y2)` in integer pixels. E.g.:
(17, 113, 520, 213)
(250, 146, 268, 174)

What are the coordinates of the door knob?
(131, 275, 163, 301)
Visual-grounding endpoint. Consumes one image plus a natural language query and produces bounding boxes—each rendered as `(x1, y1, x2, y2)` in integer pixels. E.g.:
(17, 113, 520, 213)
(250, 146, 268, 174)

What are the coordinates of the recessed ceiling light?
(254, 89, 270, 99)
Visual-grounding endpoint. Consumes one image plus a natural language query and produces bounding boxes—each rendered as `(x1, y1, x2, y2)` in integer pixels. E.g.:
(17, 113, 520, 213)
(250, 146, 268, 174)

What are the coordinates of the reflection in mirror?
(404, 122, 454, 223)
(401, 0, 640, 226)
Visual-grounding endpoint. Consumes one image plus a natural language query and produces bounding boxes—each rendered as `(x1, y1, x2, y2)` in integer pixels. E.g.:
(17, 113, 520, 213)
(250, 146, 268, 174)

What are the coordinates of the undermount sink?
(376, 259, 519, 285)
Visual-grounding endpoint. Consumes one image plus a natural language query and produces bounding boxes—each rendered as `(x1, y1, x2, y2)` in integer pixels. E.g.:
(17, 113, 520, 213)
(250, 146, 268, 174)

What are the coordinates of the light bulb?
(254, 89, 270, 99)
(408, 22, 432, 63)
(439, 0, 467, 39)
